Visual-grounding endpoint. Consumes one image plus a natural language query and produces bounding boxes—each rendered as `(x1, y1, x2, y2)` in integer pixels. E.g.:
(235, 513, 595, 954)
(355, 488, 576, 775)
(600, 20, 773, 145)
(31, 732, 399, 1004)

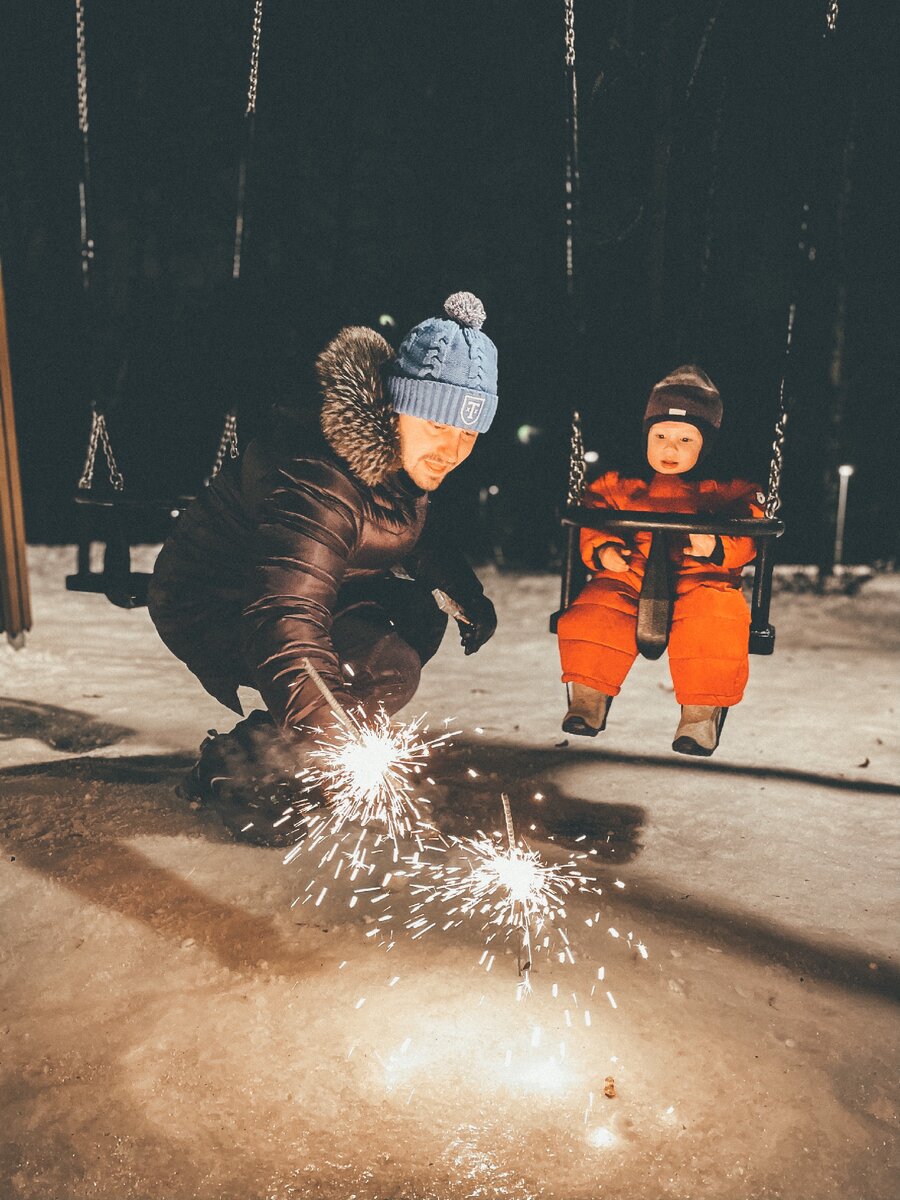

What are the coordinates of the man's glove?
(456, 592, 497, 655)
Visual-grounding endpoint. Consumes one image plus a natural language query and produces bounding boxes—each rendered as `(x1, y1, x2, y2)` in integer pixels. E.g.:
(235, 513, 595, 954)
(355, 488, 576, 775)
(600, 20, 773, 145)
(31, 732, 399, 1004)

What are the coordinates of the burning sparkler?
(412, 793, 598, 993)
(294, 657, 454, 852)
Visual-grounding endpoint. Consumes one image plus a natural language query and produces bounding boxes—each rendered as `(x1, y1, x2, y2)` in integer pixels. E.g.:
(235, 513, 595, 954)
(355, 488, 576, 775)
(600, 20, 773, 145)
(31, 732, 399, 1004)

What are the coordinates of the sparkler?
(296, 657, 453, 851)
(413, 793, 598, 992)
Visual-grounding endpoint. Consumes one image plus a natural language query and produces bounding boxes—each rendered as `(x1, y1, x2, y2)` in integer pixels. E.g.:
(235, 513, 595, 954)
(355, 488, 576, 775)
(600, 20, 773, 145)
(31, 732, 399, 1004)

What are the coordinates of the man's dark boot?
(184, 712, 315, 846)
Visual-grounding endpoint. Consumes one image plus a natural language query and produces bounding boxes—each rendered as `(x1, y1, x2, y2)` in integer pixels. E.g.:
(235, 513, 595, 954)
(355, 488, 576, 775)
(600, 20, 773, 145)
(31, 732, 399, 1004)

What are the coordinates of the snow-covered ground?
(2, 547, 898, 1200)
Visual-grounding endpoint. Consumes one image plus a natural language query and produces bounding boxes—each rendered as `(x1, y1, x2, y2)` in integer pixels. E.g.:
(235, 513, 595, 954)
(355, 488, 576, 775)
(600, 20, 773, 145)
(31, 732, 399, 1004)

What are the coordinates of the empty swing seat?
(65, 492, 194, 609)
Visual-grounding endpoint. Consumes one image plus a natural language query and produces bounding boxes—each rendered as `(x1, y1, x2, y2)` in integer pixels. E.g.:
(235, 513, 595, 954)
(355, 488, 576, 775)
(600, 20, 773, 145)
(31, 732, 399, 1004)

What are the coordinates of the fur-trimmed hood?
(316, 326, 401, 488)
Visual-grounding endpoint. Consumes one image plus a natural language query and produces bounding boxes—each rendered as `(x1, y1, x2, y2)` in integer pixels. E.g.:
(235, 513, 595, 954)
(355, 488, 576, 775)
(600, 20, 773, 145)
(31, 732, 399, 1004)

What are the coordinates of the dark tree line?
(0, 0, 896, 566)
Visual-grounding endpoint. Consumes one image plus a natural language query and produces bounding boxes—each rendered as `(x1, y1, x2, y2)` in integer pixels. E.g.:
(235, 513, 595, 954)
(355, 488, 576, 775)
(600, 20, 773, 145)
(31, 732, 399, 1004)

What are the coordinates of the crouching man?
(148, 293, 498, 842)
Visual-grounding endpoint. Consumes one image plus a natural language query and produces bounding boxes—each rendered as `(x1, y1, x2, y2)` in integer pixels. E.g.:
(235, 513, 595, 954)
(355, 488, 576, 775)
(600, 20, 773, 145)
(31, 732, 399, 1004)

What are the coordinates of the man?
(148, 293, 498, 841)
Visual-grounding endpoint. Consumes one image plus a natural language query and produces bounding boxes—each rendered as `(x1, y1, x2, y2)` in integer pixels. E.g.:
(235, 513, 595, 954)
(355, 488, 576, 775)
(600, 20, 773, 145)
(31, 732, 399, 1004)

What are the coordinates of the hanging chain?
(75, 0, 94, 286)
(826, 2, 839, 33)
(233, 0, 264, 279)
(566, 411, 586, 505)
(209, 411, 239, 480)
(78, 410, 124, 492)
(563, 0, 580, 292)
(246, 0, 264, 116)
(564, 0, 576, 68)
(75, 0, 89, 133)
(765, 303, 795, 519)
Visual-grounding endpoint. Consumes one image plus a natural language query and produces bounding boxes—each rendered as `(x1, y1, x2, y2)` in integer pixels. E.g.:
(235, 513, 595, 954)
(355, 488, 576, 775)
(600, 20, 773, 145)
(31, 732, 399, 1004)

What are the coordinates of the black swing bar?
(551, 507, 784, 657)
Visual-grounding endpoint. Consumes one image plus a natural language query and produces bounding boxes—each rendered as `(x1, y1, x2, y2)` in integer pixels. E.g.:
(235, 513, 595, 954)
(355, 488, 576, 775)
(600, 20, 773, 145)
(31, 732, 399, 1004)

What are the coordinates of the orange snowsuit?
(557, 472, 764, 707)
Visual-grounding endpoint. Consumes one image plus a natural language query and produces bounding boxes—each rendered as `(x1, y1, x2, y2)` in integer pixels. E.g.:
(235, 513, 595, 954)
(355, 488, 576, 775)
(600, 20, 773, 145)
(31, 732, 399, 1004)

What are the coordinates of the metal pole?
(833, 464, 854, 567)
(0, 258, 32, 643)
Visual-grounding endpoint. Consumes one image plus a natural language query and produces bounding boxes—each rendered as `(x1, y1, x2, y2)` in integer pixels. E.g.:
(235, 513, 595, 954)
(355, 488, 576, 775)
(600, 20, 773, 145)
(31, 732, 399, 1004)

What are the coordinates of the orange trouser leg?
(557, 574, 641, 696)
(668, 583, 750, 707)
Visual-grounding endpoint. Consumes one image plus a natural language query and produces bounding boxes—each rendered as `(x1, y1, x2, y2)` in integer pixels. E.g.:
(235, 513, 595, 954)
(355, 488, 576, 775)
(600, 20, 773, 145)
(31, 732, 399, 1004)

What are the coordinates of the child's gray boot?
(672, 705, 728, 756)
(562, 683, 613, 738)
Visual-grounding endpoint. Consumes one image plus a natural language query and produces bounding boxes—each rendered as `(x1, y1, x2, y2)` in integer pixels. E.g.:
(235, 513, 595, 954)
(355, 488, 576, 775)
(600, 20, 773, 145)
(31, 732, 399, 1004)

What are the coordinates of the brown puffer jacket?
(147, 326, 486, 732)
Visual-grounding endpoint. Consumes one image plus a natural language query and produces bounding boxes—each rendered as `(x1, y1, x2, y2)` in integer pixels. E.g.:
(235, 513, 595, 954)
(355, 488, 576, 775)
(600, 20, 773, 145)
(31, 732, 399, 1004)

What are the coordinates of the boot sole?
(672, 708, 728, 757)
(561, 697, 612, 739)
(562, 715, 601, 737)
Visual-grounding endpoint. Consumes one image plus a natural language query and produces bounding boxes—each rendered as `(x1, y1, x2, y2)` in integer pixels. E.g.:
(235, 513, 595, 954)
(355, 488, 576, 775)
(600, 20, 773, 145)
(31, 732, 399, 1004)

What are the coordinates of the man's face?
(397, 413, 478, 491)
(646, 421, 703, 474)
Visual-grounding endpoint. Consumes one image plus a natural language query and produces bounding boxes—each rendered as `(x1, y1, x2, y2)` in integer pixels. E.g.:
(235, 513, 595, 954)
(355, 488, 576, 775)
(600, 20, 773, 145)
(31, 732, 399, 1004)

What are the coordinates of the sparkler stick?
(502, 793, 533, 982)
(302, 656, 358, 737)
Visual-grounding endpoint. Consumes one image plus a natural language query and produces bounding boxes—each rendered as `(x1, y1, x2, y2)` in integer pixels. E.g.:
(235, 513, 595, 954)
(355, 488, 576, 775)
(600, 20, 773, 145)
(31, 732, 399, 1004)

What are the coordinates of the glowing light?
(305, 708, 453, 848)
(587, 1125, 616, 1149)
(411, 794, 598, 991)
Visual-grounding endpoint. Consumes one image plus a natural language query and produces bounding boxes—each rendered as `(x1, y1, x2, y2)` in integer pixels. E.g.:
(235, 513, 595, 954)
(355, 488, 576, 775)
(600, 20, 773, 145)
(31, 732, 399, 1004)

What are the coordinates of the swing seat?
(65, 491, 194, 610)
(550, 507, 784, 657)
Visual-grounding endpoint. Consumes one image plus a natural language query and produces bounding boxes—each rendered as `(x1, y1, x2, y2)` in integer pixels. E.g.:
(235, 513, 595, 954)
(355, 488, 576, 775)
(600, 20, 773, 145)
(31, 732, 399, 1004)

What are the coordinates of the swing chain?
(765, 302, 795, 519)
(78, 410, 124, 493)
(566, 410, 586, 505)
(75, 0, 94, 284)
(246, 0, 264, 116)
(564, 0, 576, 68)
(75, 0, 89, 135)
(209, 411, 239, 480)
(563, 0, 580, 291)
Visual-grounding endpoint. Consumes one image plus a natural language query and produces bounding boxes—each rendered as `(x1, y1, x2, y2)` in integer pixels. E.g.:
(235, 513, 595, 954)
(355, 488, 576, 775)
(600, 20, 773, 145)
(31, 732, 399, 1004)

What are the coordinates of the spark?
(413, 794, 597, 989)
(298, 656, 456, 850)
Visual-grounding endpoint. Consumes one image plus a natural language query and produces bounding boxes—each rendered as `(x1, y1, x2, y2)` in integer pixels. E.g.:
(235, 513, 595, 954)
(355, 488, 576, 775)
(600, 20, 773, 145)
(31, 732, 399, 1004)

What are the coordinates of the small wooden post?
(0, 256, 31, 644)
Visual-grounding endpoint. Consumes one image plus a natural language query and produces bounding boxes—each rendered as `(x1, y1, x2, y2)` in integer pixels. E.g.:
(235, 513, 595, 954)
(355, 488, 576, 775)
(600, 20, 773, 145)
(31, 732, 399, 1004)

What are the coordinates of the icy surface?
(1, 547, 898, 1199)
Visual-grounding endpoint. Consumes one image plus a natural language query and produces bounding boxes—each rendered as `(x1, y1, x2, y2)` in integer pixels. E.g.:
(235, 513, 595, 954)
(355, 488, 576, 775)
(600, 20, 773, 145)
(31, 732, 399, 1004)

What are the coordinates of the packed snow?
(1, 547, 898, 1199)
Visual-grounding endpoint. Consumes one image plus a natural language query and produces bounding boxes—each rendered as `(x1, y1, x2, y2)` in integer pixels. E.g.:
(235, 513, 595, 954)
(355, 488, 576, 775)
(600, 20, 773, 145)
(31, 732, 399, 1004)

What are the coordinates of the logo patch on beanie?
(668, 407, 687, 416)
(459, 394, 485, 427)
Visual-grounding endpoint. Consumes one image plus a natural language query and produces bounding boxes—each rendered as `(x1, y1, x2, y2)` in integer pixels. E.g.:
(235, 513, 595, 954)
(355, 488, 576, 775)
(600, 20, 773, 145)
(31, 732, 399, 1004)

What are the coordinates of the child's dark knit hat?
(643, 365, 723, 457)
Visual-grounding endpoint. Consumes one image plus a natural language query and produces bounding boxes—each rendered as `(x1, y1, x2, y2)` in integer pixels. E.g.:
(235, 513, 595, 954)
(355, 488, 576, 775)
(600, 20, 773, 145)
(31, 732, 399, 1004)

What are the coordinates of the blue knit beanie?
(384, 292, 498, 434)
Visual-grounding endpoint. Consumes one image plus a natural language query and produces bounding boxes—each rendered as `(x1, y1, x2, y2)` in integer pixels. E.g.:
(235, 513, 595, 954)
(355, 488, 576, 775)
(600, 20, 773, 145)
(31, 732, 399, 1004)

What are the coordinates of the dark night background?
(1, 0, 897, 568)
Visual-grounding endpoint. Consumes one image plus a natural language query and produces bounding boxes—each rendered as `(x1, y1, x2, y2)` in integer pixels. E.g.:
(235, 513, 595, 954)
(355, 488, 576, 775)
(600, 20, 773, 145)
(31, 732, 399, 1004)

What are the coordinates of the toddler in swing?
(556, 366, 765, 756)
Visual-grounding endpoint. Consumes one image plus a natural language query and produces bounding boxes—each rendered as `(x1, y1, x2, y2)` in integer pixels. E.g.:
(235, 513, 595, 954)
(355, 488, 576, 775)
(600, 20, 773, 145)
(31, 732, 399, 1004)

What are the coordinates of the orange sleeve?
(716, 481, 766, 569)
(578, 472, 627, 569)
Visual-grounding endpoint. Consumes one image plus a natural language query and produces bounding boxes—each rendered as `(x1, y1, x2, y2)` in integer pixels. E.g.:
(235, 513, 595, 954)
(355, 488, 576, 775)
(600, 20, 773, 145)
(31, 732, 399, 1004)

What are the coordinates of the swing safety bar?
(552, 507, 785, 656)
(563, 508, 784, 539)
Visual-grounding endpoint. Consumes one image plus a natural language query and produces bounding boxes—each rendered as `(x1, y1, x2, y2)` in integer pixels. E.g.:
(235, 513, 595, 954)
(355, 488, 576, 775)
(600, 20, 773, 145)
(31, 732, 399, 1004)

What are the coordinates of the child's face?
(646, 421, 703, 474)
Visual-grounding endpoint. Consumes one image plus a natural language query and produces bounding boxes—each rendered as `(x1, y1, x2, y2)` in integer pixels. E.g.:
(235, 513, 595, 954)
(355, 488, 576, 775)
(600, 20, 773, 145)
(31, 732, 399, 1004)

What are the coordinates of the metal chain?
(233, 0, 264, 278)
(563, 0, 579, 290)
(826, 2, 839, 33)
(246, 0, 264, 116)
(765, 303, 795, 518)
(78, 410, 125, 492)
(566, 410, 586, 505)
(564, 0, 576, 68)
(75, 0, 89, 133)
(75, 0, 94, 285)
(209, 411, 239, 479)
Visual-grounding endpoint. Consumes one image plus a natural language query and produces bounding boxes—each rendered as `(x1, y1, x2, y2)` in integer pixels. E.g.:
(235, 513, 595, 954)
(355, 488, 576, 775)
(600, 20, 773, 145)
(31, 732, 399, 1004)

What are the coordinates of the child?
(556, 366, 764, 756)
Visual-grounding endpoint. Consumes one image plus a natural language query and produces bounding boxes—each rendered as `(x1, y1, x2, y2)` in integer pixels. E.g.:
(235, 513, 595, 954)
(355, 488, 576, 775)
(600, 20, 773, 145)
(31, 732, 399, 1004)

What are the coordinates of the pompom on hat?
(384, 292, 498, 434)
(643, 365, 723, 459)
